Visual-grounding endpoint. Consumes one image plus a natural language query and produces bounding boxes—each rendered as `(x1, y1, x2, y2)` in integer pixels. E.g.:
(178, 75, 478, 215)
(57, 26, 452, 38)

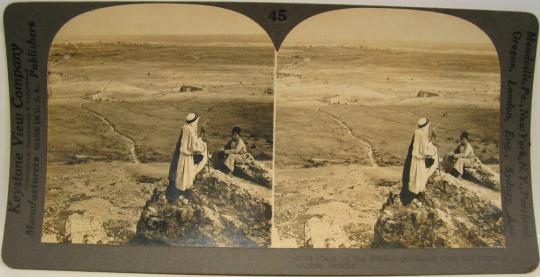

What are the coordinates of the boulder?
(211, 150, 272, 188)
(304, 215, 351, 248)
(463, 157, 500, 191)
(442, 156, 500, 191)
(196, 170, 272, 223)
(65, 212, 109, 244)
(135, 189, 218, 246)
(373, 173, 504, 248)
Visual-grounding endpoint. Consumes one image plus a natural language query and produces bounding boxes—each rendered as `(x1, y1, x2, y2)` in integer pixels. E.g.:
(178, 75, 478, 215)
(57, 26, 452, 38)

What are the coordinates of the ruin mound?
(417, 91, 439, 97)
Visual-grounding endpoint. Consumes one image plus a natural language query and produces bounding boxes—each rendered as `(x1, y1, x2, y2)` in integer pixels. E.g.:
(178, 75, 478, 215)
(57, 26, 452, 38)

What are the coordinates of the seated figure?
(442, 131, 500, 190)
(221, 127, 249, 175)
(445, 131, 475, 178)
(212, 127, 272, 187)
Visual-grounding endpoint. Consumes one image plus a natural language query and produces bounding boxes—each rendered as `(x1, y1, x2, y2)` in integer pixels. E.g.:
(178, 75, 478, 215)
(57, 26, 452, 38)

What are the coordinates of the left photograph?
(43, 4, 274, 247)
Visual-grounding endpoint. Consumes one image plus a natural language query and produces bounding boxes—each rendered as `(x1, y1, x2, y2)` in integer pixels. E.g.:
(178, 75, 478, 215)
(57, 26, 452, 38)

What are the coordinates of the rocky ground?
(136, 170, 271, 247)
(44, 38, 275, 246)
(273, 163, 503, 249)
(42, 162, 272, 246)
(273, 164, 401, 248)
(273, 43, 502, 249)
(373, 172, 504, 248)
(42, 162, 161, 244)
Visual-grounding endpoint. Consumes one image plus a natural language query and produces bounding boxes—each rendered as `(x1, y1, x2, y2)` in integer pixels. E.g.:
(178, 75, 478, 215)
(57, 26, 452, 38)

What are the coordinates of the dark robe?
(166, 129, 183, 202)
(400, 136, 415, 205)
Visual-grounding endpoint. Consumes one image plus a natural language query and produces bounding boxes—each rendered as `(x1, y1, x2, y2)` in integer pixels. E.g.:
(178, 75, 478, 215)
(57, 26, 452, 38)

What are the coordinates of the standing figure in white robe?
(408, 118, 438, 195)
(176, 113, 207, 192)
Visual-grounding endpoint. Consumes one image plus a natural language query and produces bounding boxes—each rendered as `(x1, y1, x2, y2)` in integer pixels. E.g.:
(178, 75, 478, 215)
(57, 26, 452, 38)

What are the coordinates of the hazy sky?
(55, 4, 266, 40)
(56, 5, 493, 48)
(283, 8, 493, 47)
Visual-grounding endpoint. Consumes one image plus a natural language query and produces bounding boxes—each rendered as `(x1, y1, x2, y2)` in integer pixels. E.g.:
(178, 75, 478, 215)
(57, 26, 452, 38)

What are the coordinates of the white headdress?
(417, 117, 430, 128)
(186, 113, 199, 124)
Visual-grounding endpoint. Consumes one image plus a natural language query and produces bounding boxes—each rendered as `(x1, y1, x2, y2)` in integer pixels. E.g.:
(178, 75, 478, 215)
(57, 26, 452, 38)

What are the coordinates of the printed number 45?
(269, 9, 287, 22)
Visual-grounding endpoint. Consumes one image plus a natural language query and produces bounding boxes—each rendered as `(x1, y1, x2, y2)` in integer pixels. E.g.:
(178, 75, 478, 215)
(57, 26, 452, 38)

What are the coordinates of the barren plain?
(273, 44, 502, 248)
(43, 36, 274, 244)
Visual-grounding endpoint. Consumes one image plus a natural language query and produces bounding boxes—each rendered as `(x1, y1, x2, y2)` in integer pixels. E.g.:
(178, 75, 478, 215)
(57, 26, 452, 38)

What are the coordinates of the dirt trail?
(81, 103, 140, 164)
(317, 104, 378, 167)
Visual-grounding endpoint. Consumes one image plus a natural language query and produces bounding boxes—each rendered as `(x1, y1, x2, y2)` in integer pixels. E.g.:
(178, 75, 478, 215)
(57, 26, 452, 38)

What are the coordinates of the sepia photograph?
(3, 0, 540, 275)
(272, 8, 504, 248)
(41, 4, 507, 250)
(43, 4, 274, 247)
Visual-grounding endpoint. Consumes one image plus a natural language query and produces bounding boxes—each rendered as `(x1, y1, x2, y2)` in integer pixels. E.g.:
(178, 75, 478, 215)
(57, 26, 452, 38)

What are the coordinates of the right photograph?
(273, 8, 504, 248)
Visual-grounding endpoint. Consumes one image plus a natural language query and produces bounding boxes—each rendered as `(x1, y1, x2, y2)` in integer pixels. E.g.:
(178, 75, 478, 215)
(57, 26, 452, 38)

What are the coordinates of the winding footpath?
(80, 103, 141, 164)
(317, 104, 378, 167)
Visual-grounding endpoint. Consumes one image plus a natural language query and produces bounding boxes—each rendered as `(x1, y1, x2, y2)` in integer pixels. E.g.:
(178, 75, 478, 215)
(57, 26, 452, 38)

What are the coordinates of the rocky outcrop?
(136, 170, 271, 247)
(234, 158, 272, 188)
(443, 156, 500, 191)
(211, 150, 272, 188)
(135, 190, 219, 246)
(373, 173, 504, 248)
(196, 170, 272, 225)
(463, 157, 500, 191)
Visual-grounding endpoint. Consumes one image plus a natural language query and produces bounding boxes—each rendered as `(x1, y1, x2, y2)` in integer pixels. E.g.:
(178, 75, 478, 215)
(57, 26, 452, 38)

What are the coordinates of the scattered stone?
(376, 179, 399, 187)
(141, 186, 152, 194)
(102, 220, 135, 245)
(136, 175, 162, 184)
